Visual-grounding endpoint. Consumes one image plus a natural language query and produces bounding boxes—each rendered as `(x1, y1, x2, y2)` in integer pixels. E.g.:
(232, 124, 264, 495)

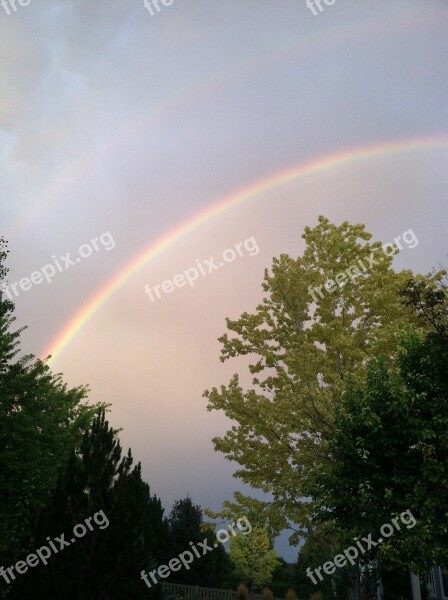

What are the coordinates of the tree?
(167, 497, 205, 585)
(294, 522, 344, 599)
(0, 237, 96, 565)
(201, 527, 234, 588)
(0, 240, 168, 599)
(205, 491, 287, 545)
(10, 409, 167, 600)
(167, 497, 232, 587)
(310, 266, 448, 577)
(229, 526, 280, 590)
(204, 217, 421, 538)
(302, 268, 448, 599)
(311, 324, 448, 585)
(399, 268, 448, 336)
(168, 497, 203, 555)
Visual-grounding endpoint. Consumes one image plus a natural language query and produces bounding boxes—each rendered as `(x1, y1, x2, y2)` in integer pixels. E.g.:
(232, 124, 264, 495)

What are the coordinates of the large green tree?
(311, 270, 448, 577)
(204, 217, 421, 537)
(0, 237, 96, 565)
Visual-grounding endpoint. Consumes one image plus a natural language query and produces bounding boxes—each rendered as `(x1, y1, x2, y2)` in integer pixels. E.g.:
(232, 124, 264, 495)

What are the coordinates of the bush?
(263, 583, 291, 598)
(263, 589, 274, 600)
(309, 593, 323, 600)
(285, 590, 297, 600)
(237, 583, 249, 600)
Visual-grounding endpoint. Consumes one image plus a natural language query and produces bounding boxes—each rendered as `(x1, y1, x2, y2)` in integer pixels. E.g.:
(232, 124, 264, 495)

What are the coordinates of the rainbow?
(43, 135, 448, 364)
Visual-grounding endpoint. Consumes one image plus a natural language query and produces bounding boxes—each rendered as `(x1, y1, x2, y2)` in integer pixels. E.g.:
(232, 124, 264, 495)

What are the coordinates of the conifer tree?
(167, 497, 231, 587)
(12, 409, 167, 600)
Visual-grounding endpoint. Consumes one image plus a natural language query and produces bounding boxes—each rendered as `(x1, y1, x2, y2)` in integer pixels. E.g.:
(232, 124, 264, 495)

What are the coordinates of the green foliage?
(312, 322, 448, 573)
(230, 527, 280, 590)
(0, 238, 98, 563)
(201, 527, 234, 588)
(205, 491, 288, 545)
(167, 497, 232, 587)
(399, 269, 448, 335)
(272, 555, 289, 583)
(294, 522, 347, 599)
(0, 240, 168, 599)
(10, 408, 167, 599)
(204, 217, 419, 538)
(168, 497, 203, 558)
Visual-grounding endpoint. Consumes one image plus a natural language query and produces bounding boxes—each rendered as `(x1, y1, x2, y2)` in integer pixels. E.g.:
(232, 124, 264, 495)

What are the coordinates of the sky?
(1, 0, 447, 561)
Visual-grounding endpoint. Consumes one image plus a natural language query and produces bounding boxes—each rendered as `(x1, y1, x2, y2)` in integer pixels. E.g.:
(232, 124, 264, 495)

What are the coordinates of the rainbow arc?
(43, 135, 448, 364)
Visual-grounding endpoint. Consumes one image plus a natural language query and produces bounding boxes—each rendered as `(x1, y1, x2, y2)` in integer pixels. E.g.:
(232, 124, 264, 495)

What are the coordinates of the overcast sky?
(1, 0, 447, 561)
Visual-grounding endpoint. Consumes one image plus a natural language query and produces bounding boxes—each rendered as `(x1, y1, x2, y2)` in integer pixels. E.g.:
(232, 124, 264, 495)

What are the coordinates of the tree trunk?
(347, 564, 360, 600)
